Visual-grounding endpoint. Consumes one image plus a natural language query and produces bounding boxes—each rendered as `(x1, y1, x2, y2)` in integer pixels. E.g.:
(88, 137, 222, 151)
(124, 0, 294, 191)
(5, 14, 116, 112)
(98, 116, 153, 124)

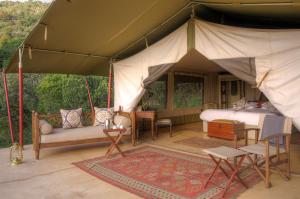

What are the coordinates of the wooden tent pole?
(85, 79, 94, 114)
(107, 63, 112, 110)
(18, 48, 24, 147)
(2, 71, 15, 144)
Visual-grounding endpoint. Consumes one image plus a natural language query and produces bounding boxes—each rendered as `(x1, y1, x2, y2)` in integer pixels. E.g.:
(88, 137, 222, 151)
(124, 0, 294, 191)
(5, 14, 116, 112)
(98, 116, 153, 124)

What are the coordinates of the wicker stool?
(155, 119, 172, 137)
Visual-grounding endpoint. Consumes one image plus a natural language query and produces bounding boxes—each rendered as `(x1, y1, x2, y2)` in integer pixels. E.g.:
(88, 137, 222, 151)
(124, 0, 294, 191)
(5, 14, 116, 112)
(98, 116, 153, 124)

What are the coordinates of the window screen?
(142, 75, 167, 111)
(174, 74, 204, 109)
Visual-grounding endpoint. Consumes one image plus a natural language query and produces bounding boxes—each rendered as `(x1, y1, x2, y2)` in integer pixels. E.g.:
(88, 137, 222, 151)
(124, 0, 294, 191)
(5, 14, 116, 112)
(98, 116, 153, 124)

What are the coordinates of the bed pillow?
(39, 120, 53, 134)
(233, 98, 246, 110)
(113, 114, 131, 128)
(94, 107, 112, 126)
(245, 102, 257, 109)
(60, 108, 83, 129)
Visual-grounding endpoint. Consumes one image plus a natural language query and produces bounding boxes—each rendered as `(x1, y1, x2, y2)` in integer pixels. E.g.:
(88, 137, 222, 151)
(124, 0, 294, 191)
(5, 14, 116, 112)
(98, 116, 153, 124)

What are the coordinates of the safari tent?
(3, 0, 300, 144)
(3, 1, 300, 198)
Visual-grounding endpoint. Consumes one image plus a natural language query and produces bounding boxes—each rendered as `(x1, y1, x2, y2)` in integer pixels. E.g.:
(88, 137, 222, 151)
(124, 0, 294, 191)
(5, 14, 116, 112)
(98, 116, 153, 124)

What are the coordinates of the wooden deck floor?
(1, 123, 300, 199)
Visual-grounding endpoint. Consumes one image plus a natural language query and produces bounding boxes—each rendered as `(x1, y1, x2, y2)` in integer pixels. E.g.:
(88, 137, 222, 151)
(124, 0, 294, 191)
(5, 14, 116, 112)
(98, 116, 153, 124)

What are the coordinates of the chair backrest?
(257, 114, 292, 141)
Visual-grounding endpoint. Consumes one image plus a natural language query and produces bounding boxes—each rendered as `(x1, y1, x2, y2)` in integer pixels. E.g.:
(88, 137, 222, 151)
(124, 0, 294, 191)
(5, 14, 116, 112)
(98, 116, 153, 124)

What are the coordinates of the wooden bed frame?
(32, 109, 136, 159)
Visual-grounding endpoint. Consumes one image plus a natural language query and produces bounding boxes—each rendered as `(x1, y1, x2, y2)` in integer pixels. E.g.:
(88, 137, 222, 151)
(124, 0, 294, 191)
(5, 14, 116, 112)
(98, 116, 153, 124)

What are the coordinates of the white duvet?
(200, 109, 278, 126)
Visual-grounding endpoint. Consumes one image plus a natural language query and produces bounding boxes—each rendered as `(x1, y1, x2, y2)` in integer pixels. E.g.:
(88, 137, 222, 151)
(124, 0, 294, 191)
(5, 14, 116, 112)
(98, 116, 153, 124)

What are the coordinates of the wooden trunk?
(208, 120, 244, 140)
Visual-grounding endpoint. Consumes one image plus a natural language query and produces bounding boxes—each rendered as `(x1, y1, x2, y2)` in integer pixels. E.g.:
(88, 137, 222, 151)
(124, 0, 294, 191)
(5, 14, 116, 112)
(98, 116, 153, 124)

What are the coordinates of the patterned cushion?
(39, 120, 53, 134)
(60, 108, 83, 129)
(94, 107, 112, 126)
(113, 114, 131, 128)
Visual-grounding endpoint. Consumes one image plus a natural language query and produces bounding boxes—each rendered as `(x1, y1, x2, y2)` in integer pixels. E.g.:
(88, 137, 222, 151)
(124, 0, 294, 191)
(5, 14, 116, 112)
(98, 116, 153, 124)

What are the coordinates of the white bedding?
(200, 108, 278, 126)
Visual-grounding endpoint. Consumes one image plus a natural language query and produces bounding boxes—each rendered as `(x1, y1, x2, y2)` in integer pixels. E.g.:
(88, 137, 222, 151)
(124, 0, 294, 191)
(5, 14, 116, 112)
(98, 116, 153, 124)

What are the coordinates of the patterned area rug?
(174, 136, 243, 149)
(73, 146, 260, 199)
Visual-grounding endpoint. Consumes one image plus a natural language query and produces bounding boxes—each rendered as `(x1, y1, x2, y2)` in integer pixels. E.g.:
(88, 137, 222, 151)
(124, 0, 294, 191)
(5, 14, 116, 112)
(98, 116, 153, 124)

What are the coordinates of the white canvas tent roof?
(114, 19, 300, 129)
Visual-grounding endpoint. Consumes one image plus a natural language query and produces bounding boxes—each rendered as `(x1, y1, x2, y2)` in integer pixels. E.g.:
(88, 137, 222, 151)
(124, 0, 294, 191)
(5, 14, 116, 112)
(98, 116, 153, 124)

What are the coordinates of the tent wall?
(203, 73, 218, 105)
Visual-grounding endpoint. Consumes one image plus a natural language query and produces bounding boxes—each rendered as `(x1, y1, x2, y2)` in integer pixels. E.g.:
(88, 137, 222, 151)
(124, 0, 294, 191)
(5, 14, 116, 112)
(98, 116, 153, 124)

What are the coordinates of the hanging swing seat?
(31, 109, 135, 160)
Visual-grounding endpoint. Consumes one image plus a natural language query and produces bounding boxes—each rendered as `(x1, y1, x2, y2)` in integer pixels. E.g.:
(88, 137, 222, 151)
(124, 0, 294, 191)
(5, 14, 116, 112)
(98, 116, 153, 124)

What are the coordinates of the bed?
(200, 107, 281, 139)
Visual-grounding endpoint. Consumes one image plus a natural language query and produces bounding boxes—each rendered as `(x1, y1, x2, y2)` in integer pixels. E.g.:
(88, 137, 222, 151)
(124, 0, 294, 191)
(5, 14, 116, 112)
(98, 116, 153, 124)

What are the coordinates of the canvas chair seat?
(239, 143, 286, 157)
(203, 146, 247, 160)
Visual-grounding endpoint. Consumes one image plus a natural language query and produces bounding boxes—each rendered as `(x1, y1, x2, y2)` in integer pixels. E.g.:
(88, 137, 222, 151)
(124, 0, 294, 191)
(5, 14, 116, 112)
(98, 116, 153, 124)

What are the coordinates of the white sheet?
(200, 109, 277, 126)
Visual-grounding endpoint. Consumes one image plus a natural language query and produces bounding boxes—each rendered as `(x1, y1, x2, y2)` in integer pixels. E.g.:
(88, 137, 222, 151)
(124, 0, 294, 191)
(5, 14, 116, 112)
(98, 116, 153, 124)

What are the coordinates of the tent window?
(173, 74, 204, 109)
(142, 75, 167, 111)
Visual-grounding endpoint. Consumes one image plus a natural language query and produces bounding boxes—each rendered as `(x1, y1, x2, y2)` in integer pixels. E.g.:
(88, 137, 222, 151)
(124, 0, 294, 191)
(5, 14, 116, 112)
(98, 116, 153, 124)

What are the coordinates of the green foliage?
(173, 75, 204, 109)
(36, 75, 110, 114)
(142, 76, 167, 111)
(0, 0, 48, 68)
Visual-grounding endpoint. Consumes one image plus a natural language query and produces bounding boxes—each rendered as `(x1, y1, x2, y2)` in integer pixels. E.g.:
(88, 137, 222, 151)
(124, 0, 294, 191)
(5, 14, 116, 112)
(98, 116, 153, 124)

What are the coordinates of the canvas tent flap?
(113, 23, 188, 111)
(256, 49, 300, 129)
(213, 58, 256, 85)
(194, 19, 300, 129)
(114, 18, 300, 130)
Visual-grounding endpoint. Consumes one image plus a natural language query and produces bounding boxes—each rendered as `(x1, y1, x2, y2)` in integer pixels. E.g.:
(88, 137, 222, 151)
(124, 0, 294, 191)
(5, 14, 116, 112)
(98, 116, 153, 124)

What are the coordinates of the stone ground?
(1, 122, 300, 199)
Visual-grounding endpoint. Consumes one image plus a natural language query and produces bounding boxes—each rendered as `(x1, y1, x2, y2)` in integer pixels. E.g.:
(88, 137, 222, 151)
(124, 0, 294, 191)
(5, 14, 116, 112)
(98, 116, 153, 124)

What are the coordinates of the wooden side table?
(103, 128, 126, 158)
(135, 111, 156, 141)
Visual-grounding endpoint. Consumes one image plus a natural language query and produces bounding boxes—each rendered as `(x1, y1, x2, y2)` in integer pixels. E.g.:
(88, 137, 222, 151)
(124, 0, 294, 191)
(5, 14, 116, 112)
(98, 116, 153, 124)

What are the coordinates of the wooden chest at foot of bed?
(208, 120, 245, 140)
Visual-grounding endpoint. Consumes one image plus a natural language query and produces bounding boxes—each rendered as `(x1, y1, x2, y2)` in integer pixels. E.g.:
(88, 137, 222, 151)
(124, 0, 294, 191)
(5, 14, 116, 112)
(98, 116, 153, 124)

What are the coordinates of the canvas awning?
(4, 0, 192, 75)
(5, 0, 300, 76)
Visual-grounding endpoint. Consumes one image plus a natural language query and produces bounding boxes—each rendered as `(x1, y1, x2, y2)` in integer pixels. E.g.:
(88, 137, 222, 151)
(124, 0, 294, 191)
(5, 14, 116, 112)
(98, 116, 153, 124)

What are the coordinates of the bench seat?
(32, 110, 136, 159)
(41, 126, 131, 143)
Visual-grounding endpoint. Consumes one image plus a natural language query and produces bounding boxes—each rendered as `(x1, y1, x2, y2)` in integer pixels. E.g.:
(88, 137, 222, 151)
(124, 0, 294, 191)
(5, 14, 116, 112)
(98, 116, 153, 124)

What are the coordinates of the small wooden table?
(103, 128, 126, 158)
(135, 111, 156, 140)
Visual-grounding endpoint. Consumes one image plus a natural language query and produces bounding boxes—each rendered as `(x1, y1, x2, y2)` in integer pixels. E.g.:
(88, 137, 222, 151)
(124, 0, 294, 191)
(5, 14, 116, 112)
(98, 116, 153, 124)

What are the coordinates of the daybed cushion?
(94, 107, 112, 126)
(60, 108, 83, 129)
(39, 120, 53, 135)
(40, 126, 131, 143)
(113, 114, 131, 128)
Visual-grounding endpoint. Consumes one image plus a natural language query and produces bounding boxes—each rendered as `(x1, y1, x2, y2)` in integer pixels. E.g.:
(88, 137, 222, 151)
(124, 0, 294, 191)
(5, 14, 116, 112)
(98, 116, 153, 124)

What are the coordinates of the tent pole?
(2, 71, 15, 144)
(107, 63, 112, 110)
(18, 48, 24, 148)
(85, 79, 94, 114)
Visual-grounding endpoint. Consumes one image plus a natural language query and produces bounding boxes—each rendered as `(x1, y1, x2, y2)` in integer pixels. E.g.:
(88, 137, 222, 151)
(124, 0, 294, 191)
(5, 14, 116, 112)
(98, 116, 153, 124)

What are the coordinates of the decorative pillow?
(39, 120, 53, 135)
(94, 107, 112, 126)
(113, 114, 131, 128)
(60, 108, 83, 129)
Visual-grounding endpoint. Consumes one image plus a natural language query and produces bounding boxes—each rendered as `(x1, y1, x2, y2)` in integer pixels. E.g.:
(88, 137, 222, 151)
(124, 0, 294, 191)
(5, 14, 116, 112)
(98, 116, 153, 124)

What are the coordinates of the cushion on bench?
(40, 126, 131, 143)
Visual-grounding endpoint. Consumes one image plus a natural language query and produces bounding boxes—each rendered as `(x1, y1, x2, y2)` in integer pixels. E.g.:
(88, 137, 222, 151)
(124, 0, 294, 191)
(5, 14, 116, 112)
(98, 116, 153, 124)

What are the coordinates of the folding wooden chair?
(203, 146, 248, 198)
(237, 114, 292, 188)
